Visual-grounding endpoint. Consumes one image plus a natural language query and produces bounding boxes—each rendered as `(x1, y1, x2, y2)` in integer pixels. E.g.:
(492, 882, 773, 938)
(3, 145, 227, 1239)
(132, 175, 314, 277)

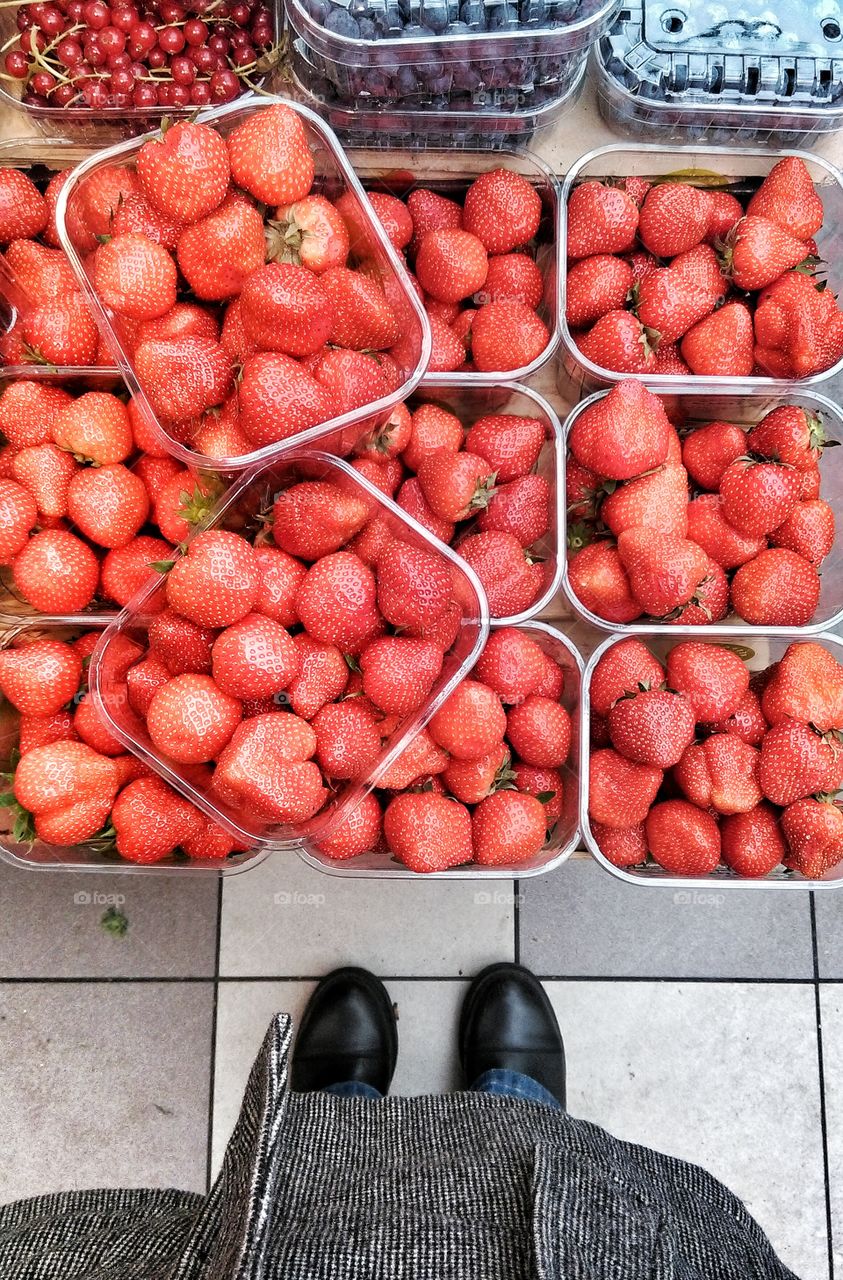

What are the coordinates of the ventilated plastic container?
(0, 617, 266, 875)
(561, 385, 843, 636)
(558, 143, 843, 394)
(89, 449, 489, 854)
(287, 34, 587, 146)
(595, 0, 843, 148)
(55, 95, 431, 473)
(581, 629, 843, 888)
(302, 618, 582, 878)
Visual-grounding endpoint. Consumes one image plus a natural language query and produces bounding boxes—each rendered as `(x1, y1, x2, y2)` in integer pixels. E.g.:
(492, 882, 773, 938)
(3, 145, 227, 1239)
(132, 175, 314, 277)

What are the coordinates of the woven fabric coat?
(0, 1013, 799, 1280)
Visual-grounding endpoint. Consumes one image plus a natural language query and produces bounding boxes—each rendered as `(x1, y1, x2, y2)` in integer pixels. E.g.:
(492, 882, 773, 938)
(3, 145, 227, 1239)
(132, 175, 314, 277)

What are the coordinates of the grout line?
(513, 877, 521, 966)
(0, 973, 826, 985)
(810, 893, 835, 1280)
(205, 875, 224, 1195)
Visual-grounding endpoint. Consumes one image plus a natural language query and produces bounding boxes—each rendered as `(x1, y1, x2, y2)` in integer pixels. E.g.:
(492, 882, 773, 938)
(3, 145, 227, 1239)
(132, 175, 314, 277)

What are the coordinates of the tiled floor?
(0, 851, 835, 1279)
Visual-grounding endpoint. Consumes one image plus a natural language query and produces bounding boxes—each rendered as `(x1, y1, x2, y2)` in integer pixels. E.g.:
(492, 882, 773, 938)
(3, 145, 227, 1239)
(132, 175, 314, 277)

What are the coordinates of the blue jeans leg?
(324, 1081, 382, 1100)
(469, 1068, 562, 1111)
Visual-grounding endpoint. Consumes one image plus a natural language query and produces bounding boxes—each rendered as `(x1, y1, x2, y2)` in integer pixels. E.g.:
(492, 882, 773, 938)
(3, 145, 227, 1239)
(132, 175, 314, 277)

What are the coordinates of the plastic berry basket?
(88, 448, 490, 854)
(300, 618, 582, 878)
(581, 629, 843, 889)
(594, 1, 843, 149)
(0, 617, 266, 875)
(0, 0, 285, 143)
(348, 145, 560, 384)
(557, 143, 843, 395)
(560, 385, 843, 637)
(55, 94, 432, 473)
(287, 34, 588, 147)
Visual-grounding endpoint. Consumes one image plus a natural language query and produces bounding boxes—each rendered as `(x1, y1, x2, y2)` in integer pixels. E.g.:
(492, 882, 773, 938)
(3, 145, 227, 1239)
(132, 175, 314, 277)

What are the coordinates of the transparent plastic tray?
(595, 0, 843, 148)
(0, 617, 266, 875)
(581, 629, 843, 888)
(55, 95, 431, 473)
(301, 618, 582, 878)
(558, 143, 843, 394)
(560, 386, 843, 636)
(89, 449, 489, 854)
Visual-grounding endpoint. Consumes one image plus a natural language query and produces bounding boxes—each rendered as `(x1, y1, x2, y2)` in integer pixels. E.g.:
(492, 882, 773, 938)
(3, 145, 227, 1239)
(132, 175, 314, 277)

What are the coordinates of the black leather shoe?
(291, 967, 398, 1094)
(459, 962, 566, 1107)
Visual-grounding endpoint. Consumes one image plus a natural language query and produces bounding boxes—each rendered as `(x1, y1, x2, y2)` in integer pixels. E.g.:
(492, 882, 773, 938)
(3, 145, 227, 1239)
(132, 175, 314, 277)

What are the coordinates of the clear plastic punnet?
(595, 0, 843, 148)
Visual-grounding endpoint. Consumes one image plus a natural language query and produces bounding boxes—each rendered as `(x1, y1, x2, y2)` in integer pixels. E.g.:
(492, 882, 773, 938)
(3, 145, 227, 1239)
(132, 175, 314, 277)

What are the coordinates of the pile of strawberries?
(565, 156, 843, 379)
(352, 395, 554, 621)
(566, 380, 834, 628)
(587, 637, 843, 881)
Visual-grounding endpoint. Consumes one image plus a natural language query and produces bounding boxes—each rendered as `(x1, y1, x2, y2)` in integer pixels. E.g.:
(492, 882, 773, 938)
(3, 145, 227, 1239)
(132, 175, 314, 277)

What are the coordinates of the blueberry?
(325, 7, 361, 36)
(358, 15, 377, 34)
(459, 0, 486, 25)
(488, 4, 518, 28)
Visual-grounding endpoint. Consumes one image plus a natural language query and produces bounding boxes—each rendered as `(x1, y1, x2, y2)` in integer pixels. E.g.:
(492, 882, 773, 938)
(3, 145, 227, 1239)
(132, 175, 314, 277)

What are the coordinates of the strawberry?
(111, 775, 203, 863)
(13, 529, 99, 613)
(111, 191, 185, 250)
(680, 301, 754, 376)
(709, 687, 767, 746)
(429, 678, 507, 760)
(135, 336, 233, 422)
(250, 546, 306, 628)
(137, 121, 229, 225)
(227, 105, 314, 206)
(153, 471, 218, 544)
(590, 639, 665, 719)
(148, 609, 215, 675)
(378, 730, 448, 791)
(272, 481, 368, 561)
(52, 391, 133, 466)
(463, 414, 543, 482)
(720, 803, 786, 877)
(66, 464, 149, 550)
(705, 191, 744, 244)
(761, 641, 843, 732)
(566, 182, 638, 259)
(280, 633, 346, 720)
(665, 640, 749, 723)
(474, 473, 548, 544)
(463, 169, 542, 254)
(474, 628, 549, 704)
(176, 198, 265, 301)
(321, 266, 402, 351)
(135, 304, 220, 352)
(472, 789, 546, 866)
(0, 171, 46, 243)
(397, 478, 455, 544)
(607, 685, 695, 768)
(5, 239, 78, 302)
(682, 420, 746, 491)
(458, 529, 544, 617)
(312, 349, 398, 417)
(12, 443, 78, 520)
(239, 262, 332, 357)
(76, 164, 141, 238)
(723, 215, 810, 291)
(471, 301, 549, 373)
(781, 797, 843, 878)
(416, 229, 488, 304)
(126, 653, 171, 716)
(101, 536, 172, 608)
(314, 793, 383, 861)
(21, 298, 99, 366)
(0, 638, 81, 716)
(635, 244, 726, 343)
(424, 314, 465, 373)
(210, 613, 300, 702)
(801, 468, 822, 499)
(312, 699, 381, 780)
(0, 478, 36, 564)
(617, 527, 709, 615)
(334, 189, 408, 257)
(754, 271, 843, 378)
(93, 232, 178, 322)
(477, 254, 544, 309)
(238, 352, 337, 449)
(511, 762, 565, 824)
(653, 343, 691, 375)
(355, 403, 413, 462)
(146, 672, 242, 764)
(760, 719, 843, 806)
(18, 706, 78, 757)
(733, 545, 822, 626)
(591, 820, 647, 868)
(674, 734, 762, 814)
(746, 157, 823, 242)
(403, 404, 464, 472)
(600, 464, 689, 539)
(296, 551, 380, 652)
(180, 815, 252, 862)
(638, 183, 713, 257)
(506, 694, 571, 768)
(384, 791, 473, 872)
(565, 255, 633, 329)
(588, 747, 662, 827)
(685, 494, 764, 571)
(0, 380, 71, 450)
(441, 743, 509, 805)
(576, 310, 656, 375)
(133, 453, 182, 501)
(359, 635, 442, 717)
(770, 498, 834, 565)
(569, 380, 671, 481)
(14, 740, 120, 845)
(747, 405, 831, 470)
(417, 450, 496, 522)
(645, 799, 720, 874)
(73, 690, 125, 757)
(166, 530, 259, 628)
(407, 189, 463, 256)
(567, 542, 640, 624)
(270, 194, 351, 272)
(376, 542, 451, 630)
(670, 555, 729, 624)
(214, 712, 325, 825)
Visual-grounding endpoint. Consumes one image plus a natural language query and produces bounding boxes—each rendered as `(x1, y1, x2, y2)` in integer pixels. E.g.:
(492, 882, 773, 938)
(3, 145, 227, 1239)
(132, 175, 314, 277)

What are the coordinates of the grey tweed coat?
(0, 1014, 799, 1280)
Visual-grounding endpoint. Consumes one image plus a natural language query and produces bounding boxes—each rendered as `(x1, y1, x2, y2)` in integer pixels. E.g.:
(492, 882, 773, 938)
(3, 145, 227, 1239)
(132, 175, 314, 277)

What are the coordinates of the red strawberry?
(746, 157, 823, 242)
(705, 191, 744, 244)
(747, 404, 831, 470)
(638, 183, 713, 258)
(646, 799, 721, 874)
(685, 495, 765, 570)
(565, 255, 633, 329)
(135, 303, 220, 352)
(665, 640, 749, 723)
(760, 718, 843, 806)
(590, 638, 665, 718)
(93, 232, 178, 321)
(314, 793, 383, 861)
(137, 121, 229, 225)
(471, 301, 550, 373)
(285, 633, 348, 720)
(636, 244, 726, 343)
(577, 310, 656, 375)
(359, 635, 442, 717)
(152, 471, 219, 544)
(511, 762, 565, 824)
(472, 789, 546, 866)
(0, 478, 36, 564)
(406, 596, 461, 650)
(761, 641, 843, 732)
(66, 464, 149, 550)
(478, 254, 544, 309)
(407, 189, 463, 256)
(227, 104, 314, 206)
(0, 171, 46, 242)
(474, 628, 549, 704)
(801, 467, 822, 500)
(429, 678, 506, 760)
(135, 335, 233, 422)
(730, 548, 819, 626)
(210, 613, 300, 701)
(653, 343, 691, 375)
(754, 271, 843, 378)
(566, 182, 638, 259)
(355, 403, 413, 462)
(674, 734, 761, 814)
(270, 193, 351, 272)
(617, 527, 709, 616)
(463, 168, 542, 254)
(682, 420, 746, 491)
(126, 653, 171, 716)
(111, 191, 185, 250)
(770, 499, 834, 565)
(238, 352, 337, 449)
(148, 608, 215, 675)
(13, 529, 99, 614)
(5, 238, 78, 302)
(601, 464, 689, 539)
(21, 298, 99, 366)
(312, 699, 381, 780)
(320, 267, 401, 351)
(567, 542, 640, 624)
(569, 380, 671, 481)
(590, 820, 647, 868)
(588, 747, 662, 827)
(458, 529, 544, 618)
(442, 743, 509, 804)
(14, 740, 120, 845)
(464, 413, 544, 481)
(680, 301, 754, 376)
(18, 707, 78, 757)
(334, 189, 408, 256)
(724, 215, 810, 291)
(12, 442, 78, 520)
(0, 380, 71, 450)
(180, 815, 252, 862)
(396, 478, 454, 544)
(166, 531, 259, 629)
(52, 391, 133, 466)
(506, 694, 571, 767)
(709, 687, 767, 745)
(403, 403, 464, 472)
(720, 803, 786, 878)
(111, 775, 202, 863)
(375, 542, 451, 631)
(417, 451, 496, 522)
(101, 536, 171, 609)
(0, 638, 81, 716)
(249, 546, 306, 628)
(475, 473, 549, 544)
(271, 481, 367, 561)
(384, 791, 473, 872)
(416, 229, 488, 304)
(177, 197, 265, 301)
(239, 262, 332, 357)
(295, 551, 380, 652)
(424, 314, 464, 372)
(378, 729, 448, 790)
(213, 712, 325, 825)
(146, 673, 241, 764)
(607, 686, 695, 768)
(781, 797, 843, 878)
(73, 691, 125, 757)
